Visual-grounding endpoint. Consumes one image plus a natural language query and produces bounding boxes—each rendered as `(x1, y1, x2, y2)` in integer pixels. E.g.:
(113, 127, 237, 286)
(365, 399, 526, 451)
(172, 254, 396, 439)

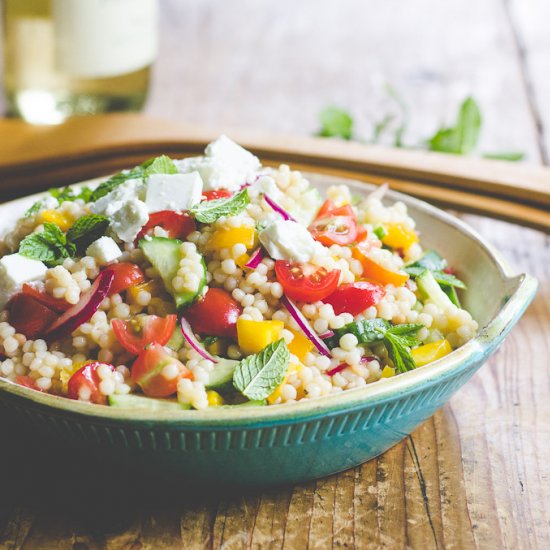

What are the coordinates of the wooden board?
(0, 0, 549, 548)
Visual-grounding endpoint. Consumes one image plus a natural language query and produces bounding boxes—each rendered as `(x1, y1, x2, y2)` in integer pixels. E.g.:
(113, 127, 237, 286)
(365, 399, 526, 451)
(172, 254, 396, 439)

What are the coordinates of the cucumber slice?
(166, 324, 185, 351)
(204, 358, 239, 390)
(416, 270, 455, 311)
(109, 394, 192, 411)
(139, 236, 206, 308)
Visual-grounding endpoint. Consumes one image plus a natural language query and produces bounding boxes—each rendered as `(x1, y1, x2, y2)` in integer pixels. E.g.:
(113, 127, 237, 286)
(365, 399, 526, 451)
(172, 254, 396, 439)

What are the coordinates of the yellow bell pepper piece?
(237, 318, 284, 355)
(208, 226, 256, 250)
(127, 280, 163, 303)
(382, 223, 418, 250)
(411, 339, 452, 367)
(287, 330, 314, 362)
(40, 210, 72, 232)
(267, 363, 303, 405)
(206, 390, 225, 407)
(235, 253, 250, 269)
(380, 366, 396, 379)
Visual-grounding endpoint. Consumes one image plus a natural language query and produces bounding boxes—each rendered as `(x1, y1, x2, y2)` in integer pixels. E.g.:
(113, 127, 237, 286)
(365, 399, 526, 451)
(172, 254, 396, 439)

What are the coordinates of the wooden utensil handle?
(0, 114, 548, 231)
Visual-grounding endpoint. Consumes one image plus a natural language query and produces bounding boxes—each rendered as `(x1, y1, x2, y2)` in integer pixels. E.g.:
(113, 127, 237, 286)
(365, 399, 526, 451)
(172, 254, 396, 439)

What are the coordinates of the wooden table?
(0, 1, 549, 548)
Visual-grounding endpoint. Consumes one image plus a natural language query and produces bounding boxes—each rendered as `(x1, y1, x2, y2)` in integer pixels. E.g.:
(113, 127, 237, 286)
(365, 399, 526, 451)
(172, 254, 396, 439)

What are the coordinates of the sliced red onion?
(244, 248, 263, 269)
(263, 194, 296, 222)
(45, 270, 114, 342)
(366, 183, 389, 202)
(360, 356, 378, 364)
(281, 295, 331, 357)
(326, 363, 348, 377)
(180, 316, 218, 363)
(319, 330, 334, 339)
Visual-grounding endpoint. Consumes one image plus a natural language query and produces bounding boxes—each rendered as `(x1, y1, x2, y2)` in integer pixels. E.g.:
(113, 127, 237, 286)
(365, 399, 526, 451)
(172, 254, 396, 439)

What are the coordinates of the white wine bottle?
(3, 0, 159, 124)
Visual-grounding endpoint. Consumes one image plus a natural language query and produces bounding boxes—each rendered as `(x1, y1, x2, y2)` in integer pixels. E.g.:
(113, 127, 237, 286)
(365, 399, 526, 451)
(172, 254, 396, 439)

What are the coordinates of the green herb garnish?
(19, 214, 109, 266)
(66, 214, 110, 254)
(19, 223, 75, 265)
(382, 324, 423, 373)
(190, 188, 250, 224)
(373, 225, 388, 240)
(233, 339, 290, 400)
(317, 106, 354, 140)
(325, 318, 390, 349)
(90, 155, 178, 202)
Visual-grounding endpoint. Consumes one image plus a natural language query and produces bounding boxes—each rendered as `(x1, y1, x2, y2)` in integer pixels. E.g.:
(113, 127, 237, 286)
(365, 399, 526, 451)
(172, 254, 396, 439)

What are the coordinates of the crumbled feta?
(0, 253, 47, 306)
(176, 135, 261, 192)
(259, 220, 326, 263)
(90, 179, 149, 243)
(86, 237, 122, 266)
(145, 172, 203, 213)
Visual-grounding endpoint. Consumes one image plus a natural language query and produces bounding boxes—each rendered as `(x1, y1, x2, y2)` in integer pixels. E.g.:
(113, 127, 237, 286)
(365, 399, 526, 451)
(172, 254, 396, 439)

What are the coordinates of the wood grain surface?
(0, 1, 549, 549)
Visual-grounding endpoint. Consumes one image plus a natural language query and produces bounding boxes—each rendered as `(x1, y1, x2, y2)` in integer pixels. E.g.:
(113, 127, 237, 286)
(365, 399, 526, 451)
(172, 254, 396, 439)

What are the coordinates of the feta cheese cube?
(0, 253, 47, 306)
(145, 172, 203, 213)
(259, 220, 326, 263)
(90, 179, 149, 243)
(86, 237, 122, 266)
(176, 135, 261, 192)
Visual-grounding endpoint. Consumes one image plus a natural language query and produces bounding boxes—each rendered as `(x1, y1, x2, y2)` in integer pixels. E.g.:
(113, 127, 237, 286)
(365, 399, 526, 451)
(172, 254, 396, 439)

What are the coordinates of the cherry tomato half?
(309, 200, 358, 246)
(136, 210, 195, 242)
(202, 189, 233, 201)
(131, 342, 192, 397)
(7, 293, 57, 339)
(322, 282, 385, 316)
(22, 283, 72, 312)
(112, 314, 177, 355)
(68, 362, 114, 404)
(107, 263, 145, 296)
(275, 260, 340, 303)
(185, 288, 241, 338)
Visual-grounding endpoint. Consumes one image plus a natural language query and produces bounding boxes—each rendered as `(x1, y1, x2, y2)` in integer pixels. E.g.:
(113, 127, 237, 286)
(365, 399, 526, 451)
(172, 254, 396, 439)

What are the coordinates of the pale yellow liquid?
(3, 0, 152, 124)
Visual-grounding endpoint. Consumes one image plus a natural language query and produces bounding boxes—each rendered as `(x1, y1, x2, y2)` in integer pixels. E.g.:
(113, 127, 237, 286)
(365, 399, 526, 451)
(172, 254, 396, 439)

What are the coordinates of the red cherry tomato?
(131, 342, 192, 397)
(136, 210, 195, 242)
(107, 263, 145, 296)
(7, 293, 57, 339)
(185, 288, 242, 338)
(112, 314, 177, 355)
(22, 283, 71, 312)
(275, 260, 340, 303)
(68, 362, 114, 404)
(322, 282, 385, 316)
(355, 225, 368, 243)
(309, 200, 358, 246)
(202, 189, 233, 201)
(16, 375, 44, 392)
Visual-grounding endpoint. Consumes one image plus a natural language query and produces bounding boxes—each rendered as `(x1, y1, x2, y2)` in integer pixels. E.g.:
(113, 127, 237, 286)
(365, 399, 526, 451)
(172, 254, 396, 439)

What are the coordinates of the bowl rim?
(0, 176, 538, 426)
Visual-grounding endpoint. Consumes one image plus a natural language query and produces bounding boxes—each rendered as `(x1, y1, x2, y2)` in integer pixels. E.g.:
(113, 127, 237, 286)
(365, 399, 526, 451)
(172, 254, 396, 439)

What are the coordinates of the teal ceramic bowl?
(0, 173, 536, 487)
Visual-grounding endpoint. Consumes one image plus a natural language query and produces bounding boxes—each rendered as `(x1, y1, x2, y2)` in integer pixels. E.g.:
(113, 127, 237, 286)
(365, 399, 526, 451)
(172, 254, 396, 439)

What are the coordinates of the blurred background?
(1, 0, 548, 163)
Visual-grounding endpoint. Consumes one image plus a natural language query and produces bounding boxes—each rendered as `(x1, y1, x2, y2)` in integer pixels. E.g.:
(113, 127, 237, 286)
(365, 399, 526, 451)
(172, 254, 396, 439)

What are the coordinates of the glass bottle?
(2, 0, 159, 124)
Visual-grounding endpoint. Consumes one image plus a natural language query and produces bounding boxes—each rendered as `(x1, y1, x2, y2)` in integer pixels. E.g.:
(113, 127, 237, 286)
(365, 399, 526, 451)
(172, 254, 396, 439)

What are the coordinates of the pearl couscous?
(0, 136, 478, 411)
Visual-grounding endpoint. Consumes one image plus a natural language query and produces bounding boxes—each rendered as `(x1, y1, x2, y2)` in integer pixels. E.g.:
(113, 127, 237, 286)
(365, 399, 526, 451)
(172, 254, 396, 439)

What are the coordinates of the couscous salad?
(0, 137, 477, 411)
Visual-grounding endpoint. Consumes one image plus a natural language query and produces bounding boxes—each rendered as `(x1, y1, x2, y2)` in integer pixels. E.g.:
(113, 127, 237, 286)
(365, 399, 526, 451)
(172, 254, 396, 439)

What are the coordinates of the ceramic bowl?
(0, 173, 537, 487)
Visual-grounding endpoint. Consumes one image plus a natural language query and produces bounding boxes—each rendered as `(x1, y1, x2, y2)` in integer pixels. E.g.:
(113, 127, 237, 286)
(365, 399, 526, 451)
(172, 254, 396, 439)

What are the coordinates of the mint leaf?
(482, 151, 525, 162)
(317, 106, 354, 140)
(382, 324, 423, 373)
(233, 339, 290, 400)
(432, 270, 466, 290)
(90, 168, 144, 202)
(49, 185, 93, 204)
(24, 199, 46, 218)
(142, 155, 178, 176)
(427, 97, 481, 155)
(19, 223, 71, 265)
(66, 214, 109, 254)
(190, 188, 250, 223)
(405, 250, 447, 275)
(325, 318, 390, 349)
